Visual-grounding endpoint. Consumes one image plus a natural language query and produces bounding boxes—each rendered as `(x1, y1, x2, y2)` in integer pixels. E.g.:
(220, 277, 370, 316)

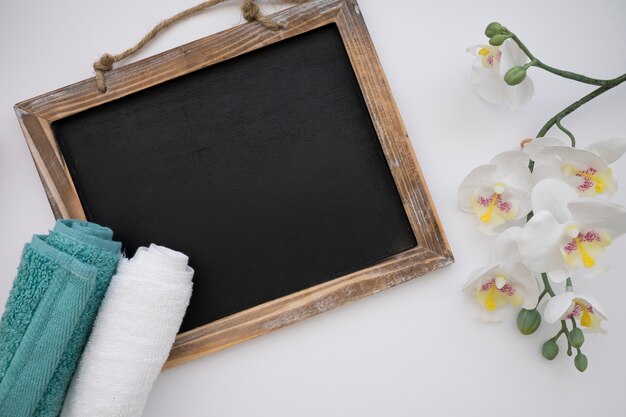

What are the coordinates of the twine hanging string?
(93, 0, 306, 93)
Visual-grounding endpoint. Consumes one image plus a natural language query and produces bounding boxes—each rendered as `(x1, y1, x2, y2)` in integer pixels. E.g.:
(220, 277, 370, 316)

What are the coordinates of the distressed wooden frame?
(15, 0, 453, 368)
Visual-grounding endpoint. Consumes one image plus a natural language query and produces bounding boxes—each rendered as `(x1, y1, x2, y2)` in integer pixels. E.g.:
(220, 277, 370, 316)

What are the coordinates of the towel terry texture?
(62, 244, 194, 417)
(0, 220, 121, 417)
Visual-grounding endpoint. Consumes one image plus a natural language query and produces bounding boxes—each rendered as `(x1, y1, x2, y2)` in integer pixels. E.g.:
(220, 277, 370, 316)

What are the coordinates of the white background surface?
(1, 0, 626, 416)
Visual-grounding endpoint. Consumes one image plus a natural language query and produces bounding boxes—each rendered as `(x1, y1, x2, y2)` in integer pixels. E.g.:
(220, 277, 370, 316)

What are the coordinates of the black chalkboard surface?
(52, 24, 417, 333)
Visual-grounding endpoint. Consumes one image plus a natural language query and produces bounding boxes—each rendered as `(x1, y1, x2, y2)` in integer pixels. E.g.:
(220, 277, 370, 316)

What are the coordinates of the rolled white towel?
(62, 244, 194, 417)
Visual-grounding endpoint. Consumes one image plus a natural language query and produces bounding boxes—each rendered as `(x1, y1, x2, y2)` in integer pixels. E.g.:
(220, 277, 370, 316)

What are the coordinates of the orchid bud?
(504, 66, 527, 85)
(574, 352, 588, 372)
(520, 138, 534, 149)
(517, 308, 541, 335)
(485, 22, 508, 37)
(542, 340, 559, 360)
(489, 34, 508, 46)
(570, 328, 585, 348)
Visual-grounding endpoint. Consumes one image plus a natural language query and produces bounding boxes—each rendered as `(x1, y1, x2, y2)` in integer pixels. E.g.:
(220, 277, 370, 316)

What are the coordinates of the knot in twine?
(93, 53, 116, 93)
(241, 0, 283, 30)
(93, 0, 287, 93)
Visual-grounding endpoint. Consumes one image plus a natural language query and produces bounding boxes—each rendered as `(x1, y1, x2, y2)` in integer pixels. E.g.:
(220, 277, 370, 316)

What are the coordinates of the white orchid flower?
(467, 39, 534, 109)
(524, 137, 626, 197)
(544, 292, 607, 333)
(519, 178, 626, 281)
(463, 227, 539, 320)
(458, 151, 533, 234)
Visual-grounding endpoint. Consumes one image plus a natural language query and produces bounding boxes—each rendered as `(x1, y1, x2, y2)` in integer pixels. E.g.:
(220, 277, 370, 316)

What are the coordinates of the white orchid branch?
(461, 23, 626, 373)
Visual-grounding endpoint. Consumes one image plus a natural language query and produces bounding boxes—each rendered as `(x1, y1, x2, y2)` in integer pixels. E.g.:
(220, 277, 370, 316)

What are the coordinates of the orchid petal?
(462, 264, 498, 291)
(494, 157, 533, 193)
(588, 138, 626, 164)
(571, 264, 607, 279)
(490, 151, 533, 194)
(505, 77, 534, 110)
(531, 178, 577, 223)
(500, 262, 539, 309)
(575, 294, 608, 321)
(490, 150, 530, 167)
(523, 137, 567, 163)
(544, 293, 575, 323)
(519, 210, 565, 272)
(477, 216, 506, 236)
(543, 146, 609, 173)
(568, 199, 626, 239)
(531, 163, 563, 184)
(500, 184, 532, 217)
(493, 216, 527, 233)
(499, 39, 528, 74)
(458, 164, 498, 212)
(495, 226, 523, 262)
(480, 311, 501, 323)
(503, 186, 532, 219)
(470, 59, 506, 104)
(499, 38, 533, 110)
(547, 267, 571, 283)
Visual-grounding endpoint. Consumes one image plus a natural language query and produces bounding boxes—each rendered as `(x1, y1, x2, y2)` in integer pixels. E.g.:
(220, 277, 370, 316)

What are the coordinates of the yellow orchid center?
(565, 226, 595, 268)
(562, 164, 605, 193)
(480, 184, 506, 223)
(477, 47, 500, 68)
(569, 301, 597, 329)
(485, 274, 507, 310)
(476, 275, 522, 312)
(480, 198, 498, 223)
(576, 236, 595, 268)
(485, 286, 497, 311)
(580, 307, 592, 328)
(563, 227, 611, 270)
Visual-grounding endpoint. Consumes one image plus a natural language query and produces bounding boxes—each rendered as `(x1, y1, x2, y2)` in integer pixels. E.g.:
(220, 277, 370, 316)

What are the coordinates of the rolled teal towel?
(0, 237, 97, 417)
(0, 220, 121, 417)
(0, 240, 59, 381)
(34, 220, 122, 417)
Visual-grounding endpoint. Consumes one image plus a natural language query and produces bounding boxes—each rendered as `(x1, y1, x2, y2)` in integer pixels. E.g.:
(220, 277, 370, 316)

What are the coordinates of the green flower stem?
(541, 273, 574, 355)
(536, 289, 549, 305)
(523, 59, 538, 70)
(510, 34, 619, 86)
(508, 30, 626, 149)
(563, 321, 573, 356)
(541, 273, 555, 296)
(556, 118, 576, 147)
(536, 74, 626, 139)
(551, 322, 573, 356)
(534, 272, 552, 306)
(527, 74, 626, 172)
(551, 323, 572, 355)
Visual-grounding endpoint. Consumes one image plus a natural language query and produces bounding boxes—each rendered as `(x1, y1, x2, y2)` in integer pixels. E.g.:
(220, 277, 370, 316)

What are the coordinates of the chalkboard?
(16, 0, 452, 367)
(53, 24, 416, 332)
